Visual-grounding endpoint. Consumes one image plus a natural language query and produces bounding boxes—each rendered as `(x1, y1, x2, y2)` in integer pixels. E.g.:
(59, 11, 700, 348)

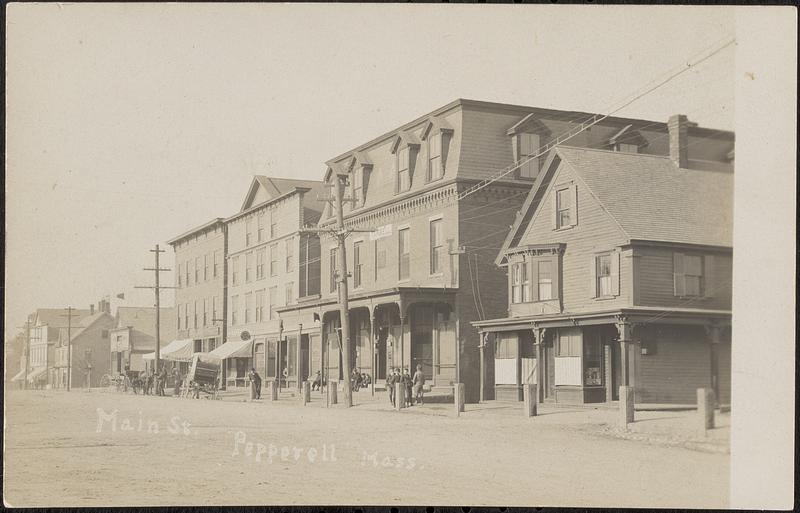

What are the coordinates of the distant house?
(109, 306, 176, 375)
(54, 305, 117, 388)
(27, 307, 92, 388)
(473, 114, 733, 405)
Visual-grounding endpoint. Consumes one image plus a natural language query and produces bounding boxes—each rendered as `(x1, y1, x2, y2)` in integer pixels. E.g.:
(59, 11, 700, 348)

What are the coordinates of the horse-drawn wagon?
(182, 353, 221, 399)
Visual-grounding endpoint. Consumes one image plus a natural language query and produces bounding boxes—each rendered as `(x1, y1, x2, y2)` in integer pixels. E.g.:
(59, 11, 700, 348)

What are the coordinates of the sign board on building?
(369, 224, 392, 241)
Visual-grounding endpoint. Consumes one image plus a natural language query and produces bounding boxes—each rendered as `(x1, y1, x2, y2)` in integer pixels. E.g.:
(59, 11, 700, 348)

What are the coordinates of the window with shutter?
(589, 255, 598, 298)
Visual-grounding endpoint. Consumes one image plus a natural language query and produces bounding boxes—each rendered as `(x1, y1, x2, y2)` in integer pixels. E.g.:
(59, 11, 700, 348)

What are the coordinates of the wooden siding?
(633, 245, 732, 311)
(516, 161, 633, 313)
(637, 326, 712, 404)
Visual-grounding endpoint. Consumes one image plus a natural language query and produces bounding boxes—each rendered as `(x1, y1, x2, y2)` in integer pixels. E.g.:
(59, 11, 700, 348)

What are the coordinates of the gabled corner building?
(278, 99, 733, 404)
(473, 114, 734, 406)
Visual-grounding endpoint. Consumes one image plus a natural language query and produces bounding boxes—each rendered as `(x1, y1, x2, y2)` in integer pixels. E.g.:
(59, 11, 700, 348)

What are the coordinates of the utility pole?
(61, 307, 81, 391)
(135, 244, 176, 375)
(300, 172, 373, 408)
(17, 319, 32, 390)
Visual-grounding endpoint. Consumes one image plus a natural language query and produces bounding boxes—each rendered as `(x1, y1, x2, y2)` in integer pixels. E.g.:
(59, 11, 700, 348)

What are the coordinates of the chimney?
(668, 114, 689, 168)
(90, 304, 95, 315)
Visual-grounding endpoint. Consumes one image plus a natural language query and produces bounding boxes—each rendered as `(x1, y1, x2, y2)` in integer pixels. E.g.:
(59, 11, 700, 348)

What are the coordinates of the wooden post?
(268, 379, 278, 401)
(302, 381, 311, 405)
(395, 382, 404, 410)
(619, 385, 634, 428)
(535, 328, 546, 403)
(523, 384, 537, 417)
(454, 383, 465, 416)
(697, 387, 715, 435)
(479, 332, 485, 403)
(329, 380, 338, 405)
(616, 318, 632, 387)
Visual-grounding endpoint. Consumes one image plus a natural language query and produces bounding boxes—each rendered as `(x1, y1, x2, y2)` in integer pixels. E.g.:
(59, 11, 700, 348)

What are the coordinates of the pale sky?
(5, 4, 736, 339)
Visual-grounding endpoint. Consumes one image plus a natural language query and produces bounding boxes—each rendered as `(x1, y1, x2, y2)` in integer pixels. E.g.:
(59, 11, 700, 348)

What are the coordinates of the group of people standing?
(386, 364, 425, 407)
(130, 366, 182, 397)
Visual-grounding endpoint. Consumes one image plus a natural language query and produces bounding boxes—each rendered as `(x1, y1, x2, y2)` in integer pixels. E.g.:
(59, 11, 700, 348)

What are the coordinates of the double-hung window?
(270, 244, 278, 277)
(285, 238, 294, 273)
(245, 252, 253, 283)
(353, 241, 363, 288)
(257, 214, 264, 242)
(596, 254, 613, 297)
(256, 248, 265, 280)
(517, 132, 540, 179)
(329, 248, 338, 293)
(429, 133, 443, 181)
(397, 147, 411, 192)
(398, 228, 410, 280)
(430, 219, 443, 274)
(537, 261, 553, 300)
(245, 218, 253, 247)
(352, 169, 364, 207)
(510, 262, 531, 303)
(255, 290, 264, 322)
(674, 253, 704, 297)
(231, 256, 240, 285)
(556, 187, 572, 228)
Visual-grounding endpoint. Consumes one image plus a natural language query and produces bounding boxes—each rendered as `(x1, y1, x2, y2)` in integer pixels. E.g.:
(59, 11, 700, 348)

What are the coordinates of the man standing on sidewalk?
(387, 368, 397, 407)
(412, 364, 425, 406)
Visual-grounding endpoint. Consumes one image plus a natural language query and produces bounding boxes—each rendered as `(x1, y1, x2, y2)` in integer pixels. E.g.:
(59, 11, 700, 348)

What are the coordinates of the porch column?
(399, 313, 406, 372)
(705, 323, 723, 407)
(535, 328, 546, 403)
(616, 318, 632, 387)
(478, 332, 486, 403)
(370, 309, 376, 396)
(296, 334, 302, 391)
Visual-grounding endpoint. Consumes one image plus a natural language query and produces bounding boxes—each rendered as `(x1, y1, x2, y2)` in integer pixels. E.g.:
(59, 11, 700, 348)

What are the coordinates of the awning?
(27, 367, 47, 382)
(142, 338, 195, 362)
(208, 339, 253, 360)
(11, 369, 27, 381)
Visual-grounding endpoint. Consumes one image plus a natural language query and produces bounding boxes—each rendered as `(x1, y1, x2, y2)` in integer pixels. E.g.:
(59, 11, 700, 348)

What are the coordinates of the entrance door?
(376, 327, 387, 380)
(254, 341, 266, 380)
(544, 343, 556, 399)
(411, 306, 434, 380)
(299, 335, 310, 384)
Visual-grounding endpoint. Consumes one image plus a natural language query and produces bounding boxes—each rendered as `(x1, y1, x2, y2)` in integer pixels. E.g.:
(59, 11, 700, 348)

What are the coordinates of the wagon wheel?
(99, 374, 112, 388)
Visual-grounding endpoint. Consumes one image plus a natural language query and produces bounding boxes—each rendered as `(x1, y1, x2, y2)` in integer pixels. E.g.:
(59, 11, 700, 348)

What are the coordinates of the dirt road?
(3, 390, 728, 507)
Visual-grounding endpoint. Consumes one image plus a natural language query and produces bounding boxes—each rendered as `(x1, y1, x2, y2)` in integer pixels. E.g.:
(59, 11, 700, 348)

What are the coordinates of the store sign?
(369, 224, 392, 241)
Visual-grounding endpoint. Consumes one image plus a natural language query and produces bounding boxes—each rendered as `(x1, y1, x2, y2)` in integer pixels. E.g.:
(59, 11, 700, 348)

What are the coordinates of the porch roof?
(472, 307, 732, 332)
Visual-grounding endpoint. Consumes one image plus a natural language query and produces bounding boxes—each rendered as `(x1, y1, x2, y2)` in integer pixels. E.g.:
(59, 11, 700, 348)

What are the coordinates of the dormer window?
(516, 132, 540, 179)
(608, 124, 647, 153)
(353, 168, 364, 205)
(398, 147, 411, 192)
(507, 113, 551, 181)
(614, 143, 639, 153)
(429, 132, 443, 180)
(391, 131, 420, 194)
(348, 152, 372, 208)
(421, 117, 453, 182)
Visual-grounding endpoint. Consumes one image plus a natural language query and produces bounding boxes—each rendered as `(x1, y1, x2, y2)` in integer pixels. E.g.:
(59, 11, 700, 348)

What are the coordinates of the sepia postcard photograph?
(3, 3, 796, 510)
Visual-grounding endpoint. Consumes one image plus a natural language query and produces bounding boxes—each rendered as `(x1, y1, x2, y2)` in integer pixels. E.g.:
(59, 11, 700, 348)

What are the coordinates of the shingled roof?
(498, 145, 733, 262)
(557, 146, 733, 247)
